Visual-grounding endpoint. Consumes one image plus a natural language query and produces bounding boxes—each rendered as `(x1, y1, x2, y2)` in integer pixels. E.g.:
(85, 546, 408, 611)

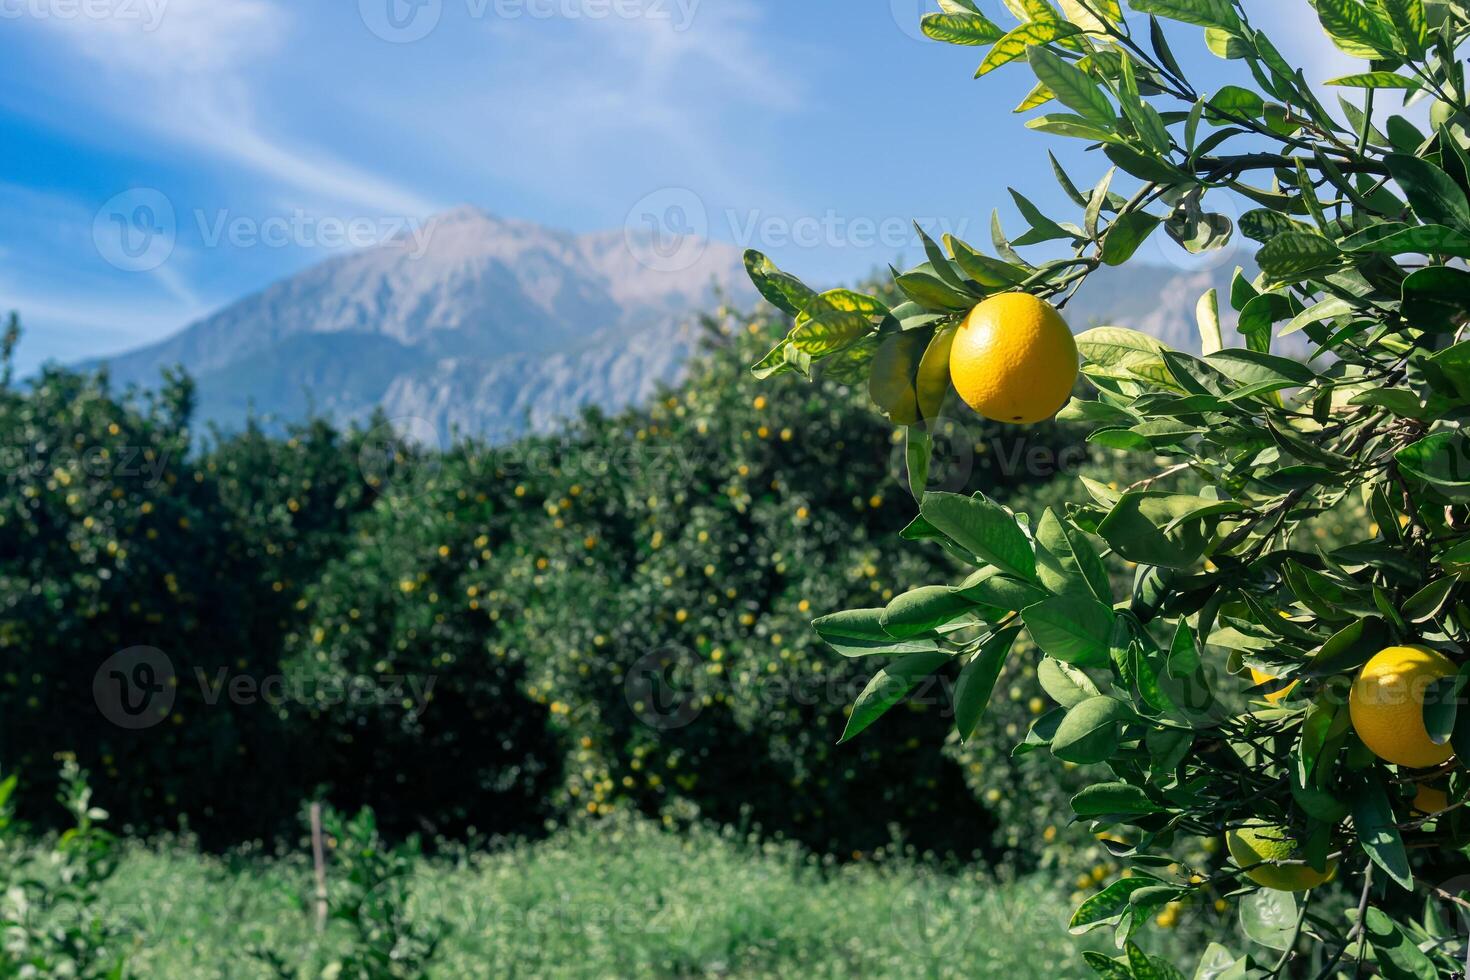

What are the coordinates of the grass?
(90, 817, 1155, 978)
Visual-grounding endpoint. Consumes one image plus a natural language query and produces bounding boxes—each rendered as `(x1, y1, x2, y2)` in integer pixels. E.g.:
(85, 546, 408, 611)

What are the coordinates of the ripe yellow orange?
(1413, 784, 1450, 815)
(1249, 667, 1295, 704)
(1226, 821, 1336, 892)
(1349, 645, 1457, 769)
(949, 293, 1078, 424)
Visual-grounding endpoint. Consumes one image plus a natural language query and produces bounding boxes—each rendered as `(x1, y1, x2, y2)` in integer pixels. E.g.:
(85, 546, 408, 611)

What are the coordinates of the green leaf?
(1077, 326, 1171, 383)
(838, 652, 952, 744)
(1239, 890, 1298, 951)
(1326, 71, 1423, 89)
(978, 21, 1083, 76)
(1027, 45, 1115, 128)
(1423, 670, 1463, 745)
(744, 250, 816, 317)
(1349, 386, 1424, 418)
(1102, 212, 1163, 266)
(1070, 876, 1157, 933)
(1352, 776, 1413, 890)
(1303, 617, 1390, 676)
(946, 235, 1029, 287)
(1363, 908, 1439, 980)
(1204, 25, 1249, 57)
(1397, 433, 1470, 499)
(1345, 224, 1470, 258)
(1452, 670, 1470, 771)
(881, 586, 977, 638)
(1129, 0, 1239, 31)
(1082, 952, 1134, 980)
(1428, 339, 1470, 401)
(1125, 941, 1178, 980)
(1036, 509, 1113, 604)
(1052, 696, 1131, 764)
(1104, 143, 1185, 182)
(1038, 656, 1102, 707)
(1196, 289, 1223, 356)
(1059, 0, 1123, 30)
(1386, 154, 1470, 232)
(894, 272, 977, 311)
(1402, 577, 1457, 624)
(1024, 595, 1116, 668)
(1281, 296, 1354, 338)
(1027, 113, 1119, 142)
(811, 608, 942, 658)
(954, 567, 1048, 611)
(1257, 232, 1343, 282)
(921, 491, 1038, 581)
(905, 428, 930, 500)
(1193, 944, 1246, 980)
(1206, 349, 1318, 387)
(1167, 204, 1234, 255)
(1402, 266, 1470, 331)
(1239, 209, 1313, 244)
(1010, 188, 1080, 245)
(1071, 781, 1162, 817)
(1017, 81, 1056, 112)
(1310, 0, 1399, 58)
(789, 310, 874, 356)
(953, 627, 1022, 740)
(868, 330, 926, 426)
(1207, 84, 1265, 121)
(1116, 55, 1170, 153)
(1379, 0, 1428, 55)
(750, 339, 795, 380)
(1098, 492, 1214, 568)
(921, 11, 1006, 44)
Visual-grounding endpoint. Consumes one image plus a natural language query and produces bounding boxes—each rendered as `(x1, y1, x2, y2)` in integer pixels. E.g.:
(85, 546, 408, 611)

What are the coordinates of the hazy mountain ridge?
(91, 207, 1253, 440)
(93, 206, 752, 438)
(1065, 263, 1244, 350)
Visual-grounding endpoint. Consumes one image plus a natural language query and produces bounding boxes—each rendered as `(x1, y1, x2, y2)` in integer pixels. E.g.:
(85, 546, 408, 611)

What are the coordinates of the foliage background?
(0, 305, 1142, 868)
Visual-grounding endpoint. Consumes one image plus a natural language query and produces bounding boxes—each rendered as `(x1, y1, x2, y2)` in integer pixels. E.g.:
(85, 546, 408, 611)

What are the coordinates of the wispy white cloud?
(25, 0, 441, 215)
(32, 0, 285, 74)
(454, 1, 805, 211)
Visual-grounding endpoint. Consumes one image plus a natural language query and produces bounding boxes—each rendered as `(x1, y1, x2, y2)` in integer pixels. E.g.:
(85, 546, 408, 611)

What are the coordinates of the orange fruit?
(949, 293, 1077, 425)
(1226, 821, 1336, 892)
(1249, 667, 1295, 704)
(1349, 645, 1457, 769)
(1413, 784, 1450, 815)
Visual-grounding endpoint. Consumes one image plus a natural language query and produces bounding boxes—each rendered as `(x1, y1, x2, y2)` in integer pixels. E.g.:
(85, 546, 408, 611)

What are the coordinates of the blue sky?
(0, 0, 1357, 374)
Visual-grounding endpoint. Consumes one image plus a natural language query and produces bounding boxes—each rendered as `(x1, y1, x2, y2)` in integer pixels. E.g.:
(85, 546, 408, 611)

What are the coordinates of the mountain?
(93, 207, 1252, 441)
(96, 206, 753, 441)
(1065, 261, 1246, 349)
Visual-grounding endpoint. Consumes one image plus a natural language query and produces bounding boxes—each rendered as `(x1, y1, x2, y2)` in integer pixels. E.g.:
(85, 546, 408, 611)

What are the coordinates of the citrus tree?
(749, 0, 1470, 974)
